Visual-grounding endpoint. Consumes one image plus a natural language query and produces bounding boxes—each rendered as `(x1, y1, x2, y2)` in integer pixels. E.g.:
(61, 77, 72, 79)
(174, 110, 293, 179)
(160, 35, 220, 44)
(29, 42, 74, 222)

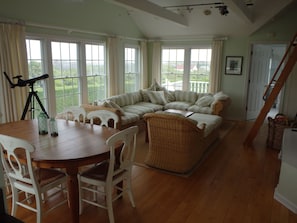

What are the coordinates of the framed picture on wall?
(225, 56, 243, 75)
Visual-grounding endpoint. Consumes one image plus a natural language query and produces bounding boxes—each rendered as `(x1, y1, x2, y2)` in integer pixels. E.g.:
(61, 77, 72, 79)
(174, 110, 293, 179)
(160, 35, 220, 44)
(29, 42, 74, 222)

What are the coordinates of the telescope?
(3, 72, 49, 88)
(3, 71, 49, 120)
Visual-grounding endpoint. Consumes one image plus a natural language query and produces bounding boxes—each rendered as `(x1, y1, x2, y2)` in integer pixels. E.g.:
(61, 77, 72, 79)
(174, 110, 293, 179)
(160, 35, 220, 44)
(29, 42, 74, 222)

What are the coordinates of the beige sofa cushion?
(146, 91, 167, 105)
(174, 90, 197, 103)
(195, 95, 215, 107)
(188, 113, 222, 137)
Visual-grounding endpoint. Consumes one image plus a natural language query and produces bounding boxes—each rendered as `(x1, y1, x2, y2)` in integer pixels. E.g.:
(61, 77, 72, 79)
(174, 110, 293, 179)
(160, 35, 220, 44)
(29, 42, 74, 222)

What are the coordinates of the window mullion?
(184, 48, 191, 91)
(80, 43, 88, 104)
(45, 39, 56, 117)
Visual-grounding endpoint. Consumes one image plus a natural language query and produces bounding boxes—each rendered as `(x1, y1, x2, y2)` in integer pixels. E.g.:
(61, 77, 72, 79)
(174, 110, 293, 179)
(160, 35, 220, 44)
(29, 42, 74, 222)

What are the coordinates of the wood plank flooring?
(6, 121, 297, 223)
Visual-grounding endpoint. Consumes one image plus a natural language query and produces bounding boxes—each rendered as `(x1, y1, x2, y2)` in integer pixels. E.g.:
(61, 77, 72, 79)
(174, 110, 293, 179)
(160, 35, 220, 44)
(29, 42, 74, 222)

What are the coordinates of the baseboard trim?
(274, 187, 297, 214)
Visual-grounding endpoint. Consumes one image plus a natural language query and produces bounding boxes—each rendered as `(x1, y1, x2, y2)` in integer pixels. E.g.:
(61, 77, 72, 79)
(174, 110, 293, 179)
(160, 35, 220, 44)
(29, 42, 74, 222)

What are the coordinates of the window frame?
(26, 34, 107, 116)
(161, 44, 212, 92)
(124, 44, 140, 93)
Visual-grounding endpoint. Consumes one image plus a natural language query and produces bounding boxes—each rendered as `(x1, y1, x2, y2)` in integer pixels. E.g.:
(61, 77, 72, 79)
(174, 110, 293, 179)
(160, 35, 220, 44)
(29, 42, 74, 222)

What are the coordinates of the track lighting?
(217, 5, 229, 16)
(164, 2, 229, 16)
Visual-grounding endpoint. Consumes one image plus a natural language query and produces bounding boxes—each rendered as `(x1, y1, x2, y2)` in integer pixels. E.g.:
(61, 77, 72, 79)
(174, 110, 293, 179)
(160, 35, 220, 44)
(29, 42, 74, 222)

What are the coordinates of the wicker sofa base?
(143, 113, 222, 174)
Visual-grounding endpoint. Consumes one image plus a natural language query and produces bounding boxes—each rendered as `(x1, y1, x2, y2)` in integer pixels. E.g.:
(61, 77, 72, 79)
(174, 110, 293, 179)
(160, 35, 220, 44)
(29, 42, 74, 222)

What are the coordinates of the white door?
(246, 44, 286, 120)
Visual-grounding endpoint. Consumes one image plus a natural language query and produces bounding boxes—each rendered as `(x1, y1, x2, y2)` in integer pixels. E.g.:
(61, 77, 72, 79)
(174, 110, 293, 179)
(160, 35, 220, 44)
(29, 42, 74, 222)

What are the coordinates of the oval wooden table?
(0, 119, 119, 223)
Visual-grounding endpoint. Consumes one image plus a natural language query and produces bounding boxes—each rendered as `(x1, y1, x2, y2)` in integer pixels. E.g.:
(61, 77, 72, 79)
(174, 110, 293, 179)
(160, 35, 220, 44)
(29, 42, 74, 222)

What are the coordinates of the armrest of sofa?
(211, 97, 231, 116)
(81, 104, 123, 129)
(143, 113, 209, 173)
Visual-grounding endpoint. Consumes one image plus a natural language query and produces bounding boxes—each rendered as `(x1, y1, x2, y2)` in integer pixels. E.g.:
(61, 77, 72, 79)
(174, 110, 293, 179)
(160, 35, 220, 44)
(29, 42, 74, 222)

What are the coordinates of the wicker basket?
(267, 114, 290, 150)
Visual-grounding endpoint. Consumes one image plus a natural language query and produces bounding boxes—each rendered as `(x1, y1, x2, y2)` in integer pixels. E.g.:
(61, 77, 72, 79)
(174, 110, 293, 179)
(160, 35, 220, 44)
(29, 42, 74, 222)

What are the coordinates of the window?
(26, 37, 107, 116)
(52, 41, 80, 113)
(161, 47, 211, 92)
(124, 46, 140, 93)
(85, 44, 106, 102)
(161, 48, 184, 90)
(189, 48, 211, 92)
(26, 39, 48, 118)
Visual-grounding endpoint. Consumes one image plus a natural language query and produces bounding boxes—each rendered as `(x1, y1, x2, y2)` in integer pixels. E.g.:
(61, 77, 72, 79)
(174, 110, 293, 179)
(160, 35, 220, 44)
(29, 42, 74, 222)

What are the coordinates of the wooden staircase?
(244, 33, 297, 147)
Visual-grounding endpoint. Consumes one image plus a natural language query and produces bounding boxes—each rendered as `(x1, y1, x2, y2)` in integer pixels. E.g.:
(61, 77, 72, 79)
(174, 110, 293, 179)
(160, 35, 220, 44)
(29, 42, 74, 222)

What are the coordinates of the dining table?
(0, 119, 119, 223)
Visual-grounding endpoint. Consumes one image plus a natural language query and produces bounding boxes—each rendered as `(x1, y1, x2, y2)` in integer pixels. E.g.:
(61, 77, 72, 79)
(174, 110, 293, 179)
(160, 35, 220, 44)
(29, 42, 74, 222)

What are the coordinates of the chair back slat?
(64, 106, 86, 123)
(106, 126, 138, 181)
(87, 110, 119, 128)
(0, 135, 38, 191)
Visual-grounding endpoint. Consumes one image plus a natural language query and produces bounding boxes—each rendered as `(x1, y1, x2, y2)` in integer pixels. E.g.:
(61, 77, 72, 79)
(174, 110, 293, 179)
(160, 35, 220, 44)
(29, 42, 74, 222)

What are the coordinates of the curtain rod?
(0, 18, 25, 26)
(26, 22, 147, 42)
(148, 36, 228, 42)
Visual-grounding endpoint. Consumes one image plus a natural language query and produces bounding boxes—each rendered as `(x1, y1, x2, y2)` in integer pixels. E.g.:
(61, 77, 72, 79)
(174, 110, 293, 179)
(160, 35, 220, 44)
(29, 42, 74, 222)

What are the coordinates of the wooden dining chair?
(87, 110, 119, 128)
(64, 106, 86, 123)
(78, 126, 138, 223)
(0, 134, 68, 223)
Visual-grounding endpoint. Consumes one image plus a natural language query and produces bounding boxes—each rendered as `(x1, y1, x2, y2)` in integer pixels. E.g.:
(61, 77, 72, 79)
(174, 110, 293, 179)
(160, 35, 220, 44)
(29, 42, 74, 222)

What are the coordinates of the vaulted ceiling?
(105, 0, 296, 39)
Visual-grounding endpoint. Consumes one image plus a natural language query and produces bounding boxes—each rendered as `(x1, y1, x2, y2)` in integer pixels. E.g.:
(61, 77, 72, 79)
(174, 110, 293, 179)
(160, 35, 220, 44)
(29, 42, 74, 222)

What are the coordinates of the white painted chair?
(87, 110, 119, 128)
(79, 126, 138, 223)
(0, 134, 68, 223)
(64, 106, 86, 123)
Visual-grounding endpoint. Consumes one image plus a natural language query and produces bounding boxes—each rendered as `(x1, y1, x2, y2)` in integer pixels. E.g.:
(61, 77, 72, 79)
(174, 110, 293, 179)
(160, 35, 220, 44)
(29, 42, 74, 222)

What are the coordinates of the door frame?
(245, 41, 287, 121)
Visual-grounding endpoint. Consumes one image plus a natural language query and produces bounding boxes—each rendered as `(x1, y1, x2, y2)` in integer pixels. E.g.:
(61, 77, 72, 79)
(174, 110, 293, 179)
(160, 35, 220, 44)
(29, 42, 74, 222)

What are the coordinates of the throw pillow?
(159, 87, 175, 102)
(149, 79, 163, 91)
(140, 89, 150, 102)
(146, 91, 167, 105)
(214, 91, 229, 100)
(103, 100, 125, 116)
(195, 95, 215, 107)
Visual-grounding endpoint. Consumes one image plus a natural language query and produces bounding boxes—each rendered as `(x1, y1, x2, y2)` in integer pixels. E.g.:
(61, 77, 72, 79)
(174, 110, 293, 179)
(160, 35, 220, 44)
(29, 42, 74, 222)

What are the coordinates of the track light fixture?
(217, 5, 229, 16)
(164, 2, 229, 16)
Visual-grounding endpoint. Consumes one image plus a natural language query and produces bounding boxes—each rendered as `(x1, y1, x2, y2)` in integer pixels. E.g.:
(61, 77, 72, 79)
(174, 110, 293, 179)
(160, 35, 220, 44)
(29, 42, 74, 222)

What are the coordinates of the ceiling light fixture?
(216, 5, 229, 16)
(163, 2, 229, 16)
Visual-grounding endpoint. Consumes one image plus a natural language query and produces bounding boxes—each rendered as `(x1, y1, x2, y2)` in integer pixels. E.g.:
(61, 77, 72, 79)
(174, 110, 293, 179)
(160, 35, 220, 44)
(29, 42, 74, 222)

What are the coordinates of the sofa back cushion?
(108, 93, 133, 107)
(174, 90, 197, 103)
(129, 91, 143, 104)
(107, 91, 142, 107)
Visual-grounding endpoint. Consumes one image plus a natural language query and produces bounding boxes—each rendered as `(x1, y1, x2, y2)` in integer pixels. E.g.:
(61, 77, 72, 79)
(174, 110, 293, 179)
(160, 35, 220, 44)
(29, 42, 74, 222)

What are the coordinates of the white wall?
(282, 63, 297, 120)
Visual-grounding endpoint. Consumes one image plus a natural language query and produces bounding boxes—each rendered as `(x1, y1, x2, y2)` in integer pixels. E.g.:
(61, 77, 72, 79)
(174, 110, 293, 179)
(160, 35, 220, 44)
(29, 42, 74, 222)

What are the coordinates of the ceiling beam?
(105, 0, 188, 27)
(224, 0, 254, 23)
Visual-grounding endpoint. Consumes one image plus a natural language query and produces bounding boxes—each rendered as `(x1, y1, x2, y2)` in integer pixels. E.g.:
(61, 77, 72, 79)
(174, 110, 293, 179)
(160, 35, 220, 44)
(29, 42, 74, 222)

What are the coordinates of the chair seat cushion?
(81, 161, 109, 181)
(34, 168, 66, 186)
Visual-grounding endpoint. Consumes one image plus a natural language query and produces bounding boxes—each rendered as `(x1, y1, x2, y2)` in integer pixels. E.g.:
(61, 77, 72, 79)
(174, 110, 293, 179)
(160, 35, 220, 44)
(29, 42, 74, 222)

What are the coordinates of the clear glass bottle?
(49, 117, 59, 137)
(38, 112, 48, 135)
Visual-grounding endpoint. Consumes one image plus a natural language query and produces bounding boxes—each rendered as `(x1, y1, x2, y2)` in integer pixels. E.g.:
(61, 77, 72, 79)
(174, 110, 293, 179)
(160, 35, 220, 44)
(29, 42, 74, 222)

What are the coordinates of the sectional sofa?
(81, 84, 230, 130)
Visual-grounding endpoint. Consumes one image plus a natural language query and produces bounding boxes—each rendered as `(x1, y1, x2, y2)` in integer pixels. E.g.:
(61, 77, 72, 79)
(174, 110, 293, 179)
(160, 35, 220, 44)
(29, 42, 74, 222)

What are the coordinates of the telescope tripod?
(21, 84, 49, 120)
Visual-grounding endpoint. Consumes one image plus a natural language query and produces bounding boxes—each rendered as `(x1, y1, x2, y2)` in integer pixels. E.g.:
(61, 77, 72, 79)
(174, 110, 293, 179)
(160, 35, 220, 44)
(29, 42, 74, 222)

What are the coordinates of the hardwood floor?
(6, 121, 297, 223)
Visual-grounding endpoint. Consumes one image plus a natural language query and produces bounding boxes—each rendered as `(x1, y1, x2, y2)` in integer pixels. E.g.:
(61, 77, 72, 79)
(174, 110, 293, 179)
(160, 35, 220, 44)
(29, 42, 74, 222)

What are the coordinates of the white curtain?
(0, 23, 29, 122)
(209, 40, 224, 93)
(140, 40, 148, 89)
(151, 41, 161, 83)
(107, 37, 119, 96)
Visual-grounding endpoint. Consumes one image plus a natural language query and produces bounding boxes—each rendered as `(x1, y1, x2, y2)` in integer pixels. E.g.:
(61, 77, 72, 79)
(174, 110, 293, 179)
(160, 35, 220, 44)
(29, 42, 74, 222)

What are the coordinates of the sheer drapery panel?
(209, 40, 223, 93)
(0, 23, 28, 122)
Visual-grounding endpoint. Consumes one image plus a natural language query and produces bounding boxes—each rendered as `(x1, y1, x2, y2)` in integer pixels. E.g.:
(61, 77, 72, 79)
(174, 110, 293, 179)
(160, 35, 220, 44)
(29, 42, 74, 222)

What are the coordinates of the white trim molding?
(274, 186, 297, 214)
